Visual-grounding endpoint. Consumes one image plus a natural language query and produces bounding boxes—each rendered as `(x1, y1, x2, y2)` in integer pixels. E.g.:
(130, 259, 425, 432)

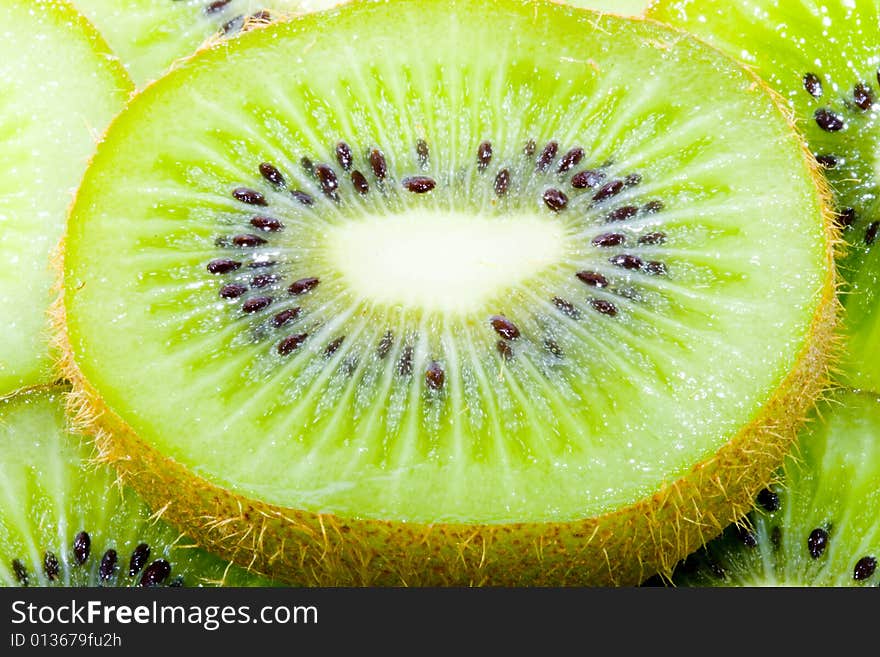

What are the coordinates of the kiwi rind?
(0, 386, 273, 587)
(51, 0, 842, 586)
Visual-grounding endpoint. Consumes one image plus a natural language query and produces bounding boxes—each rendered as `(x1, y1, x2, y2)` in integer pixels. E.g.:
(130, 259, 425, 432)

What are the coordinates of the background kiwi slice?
(73, 0, 341, 86)
(0, 0, 132, 397)
(667, 389, 880, 587)
(60, 0, 837, 585)
(648, 0, 880, 390)
(0, 387, 271, 587)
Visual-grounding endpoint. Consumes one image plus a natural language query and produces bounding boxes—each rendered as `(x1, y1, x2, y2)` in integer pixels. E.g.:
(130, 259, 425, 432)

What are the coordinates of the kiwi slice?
(648, 0, 880, 390)
(0, 0, 132, 397)
(0, 387, 271, 587)
(73, 0, 341, 86)
(59, 0, 837, 585)
(565, 0, 649, 14)
(667, 389, 880, 587)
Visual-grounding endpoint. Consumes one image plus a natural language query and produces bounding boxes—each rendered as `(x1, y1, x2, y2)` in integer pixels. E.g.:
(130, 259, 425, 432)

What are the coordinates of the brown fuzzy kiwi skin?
(49, 29, 843, 587)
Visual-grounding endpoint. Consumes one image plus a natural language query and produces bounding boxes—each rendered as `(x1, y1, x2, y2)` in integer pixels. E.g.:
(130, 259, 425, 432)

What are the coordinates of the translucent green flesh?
(65, 0, 829, 524)
(649, 0, 880, 389)
(74, 0, 342, 86)
(566, 0, 649, 14)
(673, 390, 880, 587)
(0, 388, 270, 587)
(0, 0, 131, 397)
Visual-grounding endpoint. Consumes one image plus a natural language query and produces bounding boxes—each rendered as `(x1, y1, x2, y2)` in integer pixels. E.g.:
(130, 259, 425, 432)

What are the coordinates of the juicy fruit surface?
(0, 388, 269, 586)
(648, 0, 880, 389)
(74, 0, 342, 86)
(673, 390, 880, 587)
(565, 0, 649, 13)
(64, 0, 831, 525)
(0, 0, 131, 396)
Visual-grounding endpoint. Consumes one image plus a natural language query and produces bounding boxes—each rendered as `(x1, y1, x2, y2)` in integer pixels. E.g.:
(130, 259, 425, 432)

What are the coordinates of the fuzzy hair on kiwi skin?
(49, 15, 844, 587)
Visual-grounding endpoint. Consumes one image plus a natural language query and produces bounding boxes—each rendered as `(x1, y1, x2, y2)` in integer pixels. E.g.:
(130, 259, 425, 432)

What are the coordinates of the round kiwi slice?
(60, 0, 838, 585)
(668, 389, 880, 587)
(648, 0, 880, 391)
(73, 0, 341, 86)
(0, 386, 271, 587)
(0, 0, 132, 397)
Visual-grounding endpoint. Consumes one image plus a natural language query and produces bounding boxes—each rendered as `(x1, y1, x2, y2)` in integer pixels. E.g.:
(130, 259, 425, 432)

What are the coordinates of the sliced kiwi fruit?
(0, 386, 272, 587)
(0, 0, 132, 397)
(564, 0, 650, 14)
(648, 0, 880, 391)
(666, 389, 880, 587)
(58, 0, 838, 585)
(73, 0, 342, 86)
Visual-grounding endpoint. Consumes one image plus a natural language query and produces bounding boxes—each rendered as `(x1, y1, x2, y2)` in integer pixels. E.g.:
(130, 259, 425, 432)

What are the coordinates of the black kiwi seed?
(807, 527, 829, 559)
(377, 330, 393, 358)
(552, 296, 580, 319)
(316, 164, 339, 200)
(369, 148, 387, 180)
(301, 157, 315, 176)
(250, 216, 284, 232)
(853, 83, 874, 111)
(351, 171, 369, 194)
(272, 307, 300, 327)
(542, 188, 568, 212)
(99, 549, 118, 582)
(139, 560, 172, 587)
(814, 108, 845, 132)
(232, 233, 267, 247)
(736, 526, 758, 548)
(642, 200, 664, 214)
(836, 208, 856, 229)
(535, 141, 559, 172)
(490, 315, 520, 340)
(590, 298, 618, 317)
(43, 552, 59, 580)
(853, 556, 877, 581)
(610, 254, 643, 270)
(544, 338, 563, 358)
(258, 162, 285, 187)
(324, 336, 345, 357)
(592, 233, 625, 248)
(571, 169, 605, 189)
(397, 345, 414, 376)
(220, 284, 247, 299)
(425, 362, 445, 390)
(250, 10, 271, 22)
(129, 543, 150, 576)
(557, 147, 584, 174)
(12, 559, 28, 585)
(592, 179, 624, 202)
(494, 169, 510, 196)
(232, 187, 268, 206)
(221, 15, 245, 35)
(476, 141, 493, 171)
(576, 270, 609, 288)
(278, 333, 308, 356)
(624, 173, 642, 187)
(207, 258, 241, 274)
(803, 72, 823, 98)
(638, 231, 666, 245)
(416, 139, 430, 169)
(865, 221, 879, 246)
(291, 190, 315, 206)
(402, 176, 436, 193)
(496, 340, 513, 361)
(288, 277, 320, 295)
(335, 141, 353, 171)
(205, 0, 231, 15)
(608, 205, 638, 222)
(815, 154, 838, 169)
(251, 273, 278, 288)
(242, 296, 273, 313)
(523, 139, 536, 156)
(73, 531, 90, 565)
(643, 261, 667, 276)
(756, 488, 780, 512)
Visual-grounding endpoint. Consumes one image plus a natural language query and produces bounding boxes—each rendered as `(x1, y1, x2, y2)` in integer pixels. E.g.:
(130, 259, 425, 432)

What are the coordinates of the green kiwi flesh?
(61, 0, 835, 583)
(564, 0, 650, 14)
(668, 389, 880, 587)
(648, 0, 880, 391)
(0, 387, 271, 587)
(73, 0, 342, 86)
(0, 0, 132, 397)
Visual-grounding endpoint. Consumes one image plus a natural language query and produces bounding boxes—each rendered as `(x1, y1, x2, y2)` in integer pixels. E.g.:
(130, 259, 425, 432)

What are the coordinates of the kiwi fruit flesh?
(0, 387, 271, 587)
(59, 0, 838, 585)
(648, 0, 880, 390)
(73, 0, 342, 86)
(564, 0, 650, 14)
(0, 0, 132, 397)
(666, 389, 880, 587)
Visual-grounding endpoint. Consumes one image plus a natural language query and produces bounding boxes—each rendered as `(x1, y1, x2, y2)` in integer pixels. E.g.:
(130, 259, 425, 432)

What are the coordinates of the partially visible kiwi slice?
(0, 0, 132, 397)
(669, 389, 880, 587)
(564, 0, 650, 14)
(60, 0, 837, 585)
(73, 0, 341, 86)
(648, 0, 880, 390)
(0, 387, 271, 587)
